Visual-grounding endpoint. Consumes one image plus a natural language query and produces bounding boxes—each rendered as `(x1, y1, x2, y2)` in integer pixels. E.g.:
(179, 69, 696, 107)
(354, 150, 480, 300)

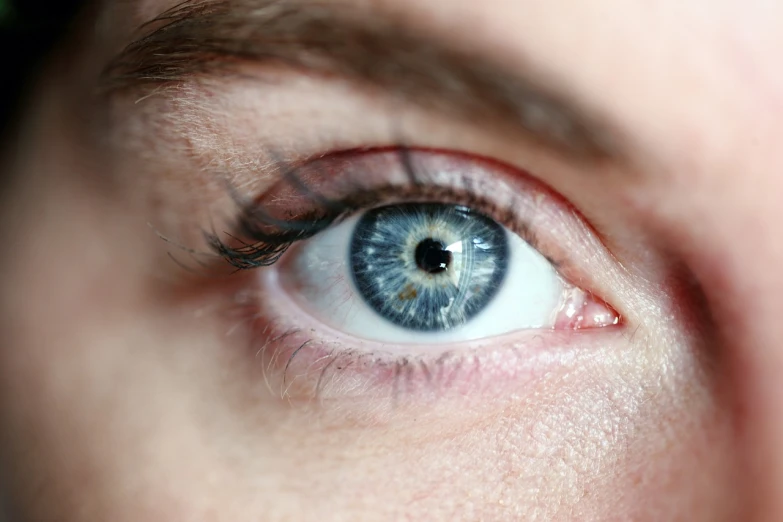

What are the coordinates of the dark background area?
(0, 0, 85, 134)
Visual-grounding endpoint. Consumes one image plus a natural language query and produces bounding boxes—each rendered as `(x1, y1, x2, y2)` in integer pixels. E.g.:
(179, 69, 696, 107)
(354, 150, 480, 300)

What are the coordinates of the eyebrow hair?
(102, 0, 617, 159)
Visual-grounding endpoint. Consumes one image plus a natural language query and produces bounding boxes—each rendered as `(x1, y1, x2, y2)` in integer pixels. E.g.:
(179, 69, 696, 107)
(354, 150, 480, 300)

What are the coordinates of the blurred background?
(0, 2, 83, 518)
(0, 0, 83, 135)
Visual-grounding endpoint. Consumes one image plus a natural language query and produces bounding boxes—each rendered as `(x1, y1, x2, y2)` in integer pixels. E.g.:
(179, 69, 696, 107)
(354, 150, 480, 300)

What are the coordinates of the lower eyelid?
(242, 267, 624, 404)
(251, 316, 624, 406)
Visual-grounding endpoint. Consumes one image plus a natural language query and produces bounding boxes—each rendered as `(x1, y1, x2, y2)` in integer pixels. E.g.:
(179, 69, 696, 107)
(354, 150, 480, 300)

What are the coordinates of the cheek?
(0, 210, 734, 521)
(247, 340, 735, 520)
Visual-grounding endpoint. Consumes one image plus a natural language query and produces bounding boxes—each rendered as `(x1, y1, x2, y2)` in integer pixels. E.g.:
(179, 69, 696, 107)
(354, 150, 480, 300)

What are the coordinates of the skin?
(3, 0, 783, 520)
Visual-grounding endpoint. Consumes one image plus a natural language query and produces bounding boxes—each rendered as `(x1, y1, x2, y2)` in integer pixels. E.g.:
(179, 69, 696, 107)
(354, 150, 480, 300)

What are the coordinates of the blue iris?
(349, 203, 509, 332)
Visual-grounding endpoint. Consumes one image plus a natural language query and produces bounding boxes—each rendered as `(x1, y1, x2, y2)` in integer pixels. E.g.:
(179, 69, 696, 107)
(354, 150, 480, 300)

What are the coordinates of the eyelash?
(207, 147, 545, 270)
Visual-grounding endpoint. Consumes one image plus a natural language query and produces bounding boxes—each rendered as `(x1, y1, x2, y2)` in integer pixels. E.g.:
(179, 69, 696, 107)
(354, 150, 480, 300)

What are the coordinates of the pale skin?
(2, 0, 783, 520)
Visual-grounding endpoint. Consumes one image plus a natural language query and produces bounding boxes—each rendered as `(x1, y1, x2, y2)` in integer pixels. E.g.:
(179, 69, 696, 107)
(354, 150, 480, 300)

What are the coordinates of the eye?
(278, 203, 569, 343)
(218, 148, 620, 348)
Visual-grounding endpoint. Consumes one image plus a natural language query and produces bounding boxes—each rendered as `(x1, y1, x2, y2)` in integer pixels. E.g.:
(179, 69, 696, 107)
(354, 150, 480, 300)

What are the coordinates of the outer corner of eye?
(552, 286, 621, 331)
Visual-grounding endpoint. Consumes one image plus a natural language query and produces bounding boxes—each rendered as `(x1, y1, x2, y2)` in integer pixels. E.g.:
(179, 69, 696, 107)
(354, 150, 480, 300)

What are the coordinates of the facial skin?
(4, 0, 783, 520)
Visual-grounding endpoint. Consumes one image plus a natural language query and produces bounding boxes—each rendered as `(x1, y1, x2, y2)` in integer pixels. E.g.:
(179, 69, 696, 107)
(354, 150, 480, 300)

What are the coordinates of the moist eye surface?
(349, 203, 509, 332)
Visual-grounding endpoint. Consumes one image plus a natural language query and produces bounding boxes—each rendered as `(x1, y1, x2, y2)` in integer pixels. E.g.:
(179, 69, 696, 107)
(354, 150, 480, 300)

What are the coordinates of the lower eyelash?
(240, 292, 454, 403)
(215, 250, 620, 406)
(239, 277, 538, 403)
(260, 328, 468, 404)
(249, 307, 610, 406)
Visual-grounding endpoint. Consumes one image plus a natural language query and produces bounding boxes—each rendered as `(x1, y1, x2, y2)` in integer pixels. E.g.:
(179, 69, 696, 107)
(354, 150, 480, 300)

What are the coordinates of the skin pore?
(3, 0, 783, 520)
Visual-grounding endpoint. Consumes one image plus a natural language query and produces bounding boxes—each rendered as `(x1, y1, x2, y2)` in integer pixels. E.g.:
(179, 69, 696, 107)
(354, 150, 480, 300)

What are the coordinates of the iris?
(349, 203, 509, 331)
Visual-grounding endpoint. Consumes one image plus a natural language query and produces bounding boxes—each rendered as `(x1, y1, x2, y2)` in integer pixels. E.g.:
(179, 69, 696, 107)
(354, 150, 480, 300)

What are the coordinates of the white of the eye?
(276, 214, 564, 344)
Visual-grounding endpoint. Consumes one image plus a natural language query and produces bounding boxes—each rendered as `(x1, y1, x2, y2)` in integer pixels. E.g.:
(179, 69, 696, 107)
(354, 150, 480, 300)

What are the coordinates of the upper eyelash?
(206, 148, 539, 270)
(207, 208, 339, 269)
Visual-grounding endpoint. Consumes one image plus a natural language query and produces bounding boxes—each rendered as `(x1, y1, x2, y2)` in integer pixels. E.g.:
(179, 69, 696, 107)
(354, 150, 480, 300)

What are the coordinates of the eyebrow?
(102, 0, 617, 159)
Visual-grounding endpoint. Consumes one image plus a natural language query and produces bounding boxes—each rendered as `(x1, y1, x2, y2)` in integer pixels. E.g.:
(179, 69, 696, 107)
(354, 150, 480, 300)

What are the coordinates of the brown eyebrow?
(102, 0, 617, 159)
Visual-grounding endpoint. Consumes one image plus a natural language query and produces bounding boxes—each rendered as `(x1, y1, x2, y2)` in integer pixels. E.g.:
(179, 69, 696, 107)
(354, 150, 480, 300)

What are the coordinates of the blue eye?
(349, 203, 508, 332)
(275, 202, 569, 344)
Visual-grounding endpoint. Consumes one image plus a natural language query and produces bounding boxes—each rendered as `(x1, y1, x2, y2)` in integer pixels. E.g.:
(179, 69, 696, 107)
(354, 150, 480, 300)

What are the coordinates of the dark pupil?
(415, 238, 452, 274)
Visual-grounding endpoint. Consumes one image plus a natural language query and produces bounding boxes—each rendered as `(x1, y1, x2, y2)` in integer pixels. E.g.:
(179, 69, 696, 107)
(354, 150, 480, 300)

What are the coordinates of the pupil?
(415, 238, 452, 274)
